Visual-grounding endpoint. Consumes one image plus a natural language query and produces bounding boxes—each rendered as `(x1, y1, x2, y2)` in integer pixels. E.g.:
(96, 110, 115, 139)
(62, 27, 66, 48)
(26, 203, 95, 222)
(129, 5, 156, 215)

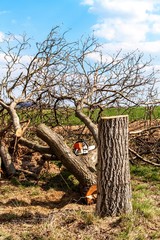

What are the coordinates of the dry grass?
(0, 164, 160, 240)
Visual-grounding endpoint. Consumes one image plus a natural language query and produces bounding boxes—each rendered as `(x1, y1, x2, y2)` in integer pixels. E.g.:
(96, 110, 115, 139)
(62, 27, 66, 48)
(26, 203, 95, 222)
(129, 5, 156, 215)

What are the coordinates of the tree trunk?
(0, 156, 1, 178)
(9, 102, 21, 131)
(0, 141, 16, 176)
(19, 137, 52, 154)
(37, 123, 97, 187)
(75, 109, 98, 145)
(96, 116, 132, 217)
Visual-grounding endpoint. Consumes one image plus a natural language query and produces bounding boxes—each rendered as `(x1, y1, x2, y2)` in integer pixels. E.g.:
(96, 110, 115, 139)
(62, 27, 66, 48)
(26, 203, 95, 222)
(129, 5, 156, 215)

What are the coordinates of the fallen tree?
(36, 123, 97, 187)
(0, 140, 16, 176)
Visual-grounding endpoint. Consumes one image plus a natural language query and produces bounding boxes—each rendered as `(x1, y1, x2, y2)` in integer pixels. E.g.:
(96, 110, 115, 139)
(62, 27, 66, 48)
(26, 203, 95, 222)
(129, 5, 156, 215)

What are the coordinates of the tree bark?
(19, 137, 52, 154)
(0, 156, 1, 178)
(37, 123, 97, 187)
(96, 116, 132, 217)
(9, 102, 21, 131)
(0, 141, 16, 176)
(75, 109, 98, 145)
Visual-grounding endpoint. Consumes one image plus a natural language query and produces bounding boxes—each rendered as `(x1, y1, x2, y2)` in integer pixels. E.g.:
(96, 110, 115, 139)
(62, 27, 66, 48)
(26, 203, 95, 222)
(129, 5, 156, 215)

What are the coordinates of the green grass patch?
(132, 191, 158, 219)
(8, 105, 160, 128)
(131, 164, 160, 182)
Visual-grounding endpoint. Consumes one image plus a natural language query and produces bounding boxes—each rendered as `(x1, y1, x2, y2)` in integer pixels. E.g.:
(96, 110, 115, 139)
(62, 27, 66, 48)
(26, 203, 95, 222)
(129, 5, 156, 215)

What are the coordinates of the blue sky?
(0, 0, 96, 42)
(1, 0, 160, 67)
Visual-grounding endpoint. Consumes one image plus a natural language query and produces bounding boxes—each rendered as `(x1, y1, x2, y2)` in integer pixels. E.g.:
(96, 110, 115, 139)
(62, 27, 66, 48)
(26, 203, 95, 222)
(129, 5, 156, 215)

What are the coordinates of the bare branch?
(129, 148, 160, 167)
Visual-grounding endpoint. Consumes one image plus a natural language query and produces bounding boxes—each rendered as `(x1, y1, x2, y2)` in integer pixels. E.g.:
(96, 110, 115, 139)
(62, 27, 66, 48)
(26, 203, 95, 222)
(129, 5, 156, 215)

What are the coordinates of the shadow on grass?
(0, 211, 47, 224)
(31, 191, 81, 209)
(0, 190, 81, 210)
(10, 168, 80, 192)
(1, 170, 82, 211)
(41, 168, 80, 192)
(0, 191, 82, 226)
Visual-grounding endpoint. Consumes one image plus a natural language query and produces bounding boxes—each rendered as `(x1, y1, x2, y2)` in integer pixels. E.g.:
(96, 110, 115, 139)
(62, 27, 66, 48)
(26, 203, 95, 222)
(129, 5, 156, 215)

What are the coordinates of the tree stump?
(96, 115, 132, 217)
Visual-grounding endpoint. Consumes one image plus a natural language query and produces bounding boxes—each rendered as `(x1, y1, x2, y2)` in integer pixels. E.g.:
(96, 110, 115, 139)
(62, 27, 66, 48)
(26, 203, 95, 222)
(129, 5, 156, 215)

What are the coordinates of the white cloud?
(100, 41, 160, 68)
(81, 1, 160, 40)
(81, 0, 94, 5)
(93, 19, 149, 42)
(82, 0, 154, 18)
(88, 0, 160, 41)
(152, 22, 160, 34)
(0, 32, 5, 42)
(81, 0, 160, 66)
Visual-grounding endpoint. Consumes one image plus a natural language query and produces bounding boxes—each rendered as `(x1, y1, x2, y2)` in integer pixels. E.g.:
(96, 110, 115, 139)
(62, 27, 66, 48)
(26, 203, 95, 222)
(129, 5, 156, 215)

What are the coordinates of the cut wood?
(0, 141, 16, 176)
(37, 123, 97, 187)
(19, 137, 52, 154)
(16, 128, 23, 137)
(96, 116, 132, 217)
(0, 156, 1, 178)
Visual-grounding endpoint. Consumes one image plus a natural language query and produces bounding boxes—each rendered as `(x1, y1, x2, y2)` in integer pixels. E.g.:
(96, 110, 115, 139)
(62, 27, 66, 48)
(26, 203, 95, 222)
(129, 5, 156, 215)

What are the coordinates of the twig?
(16, 168, 38, 178)
(129, 148, 160, 167)
(18, 137, 52, 154)
(129, 125, 160, 135)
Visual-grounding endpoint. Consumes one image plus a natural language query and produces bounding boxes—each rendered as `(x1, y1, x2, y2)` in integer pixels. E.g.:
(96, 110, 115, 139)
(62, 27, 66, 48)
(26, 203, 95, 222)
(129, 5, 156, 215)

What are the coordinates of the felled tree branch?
(36, 123, 97, 187)
(129, 148, 160, 167)
(18, 137, 52, 154)
(129, 125, 160, 135)
(0, 141, 16, 176)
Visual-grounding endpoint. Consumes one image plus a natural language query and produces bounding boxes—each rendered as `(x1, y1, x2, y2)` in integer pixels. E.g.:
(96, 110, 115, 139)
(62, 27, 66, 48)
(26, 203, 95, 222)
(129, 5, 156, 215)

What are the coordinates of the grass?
(0, 164, 160, 239)
(1, 104, 160, 134)
(133, 198, 156, 218)
(131, 164, 160, 183)
(4, 105, 159, 128)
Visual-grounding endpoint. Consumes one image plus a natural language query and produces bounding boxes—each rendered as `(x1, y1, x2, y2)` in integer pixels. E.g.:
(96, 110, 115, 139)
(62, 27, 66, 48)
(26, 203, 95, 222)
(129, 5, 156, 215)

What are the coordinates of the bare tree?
(0, 27, 75, 175)
(0, 27, 74, 132)
(51, 35, 158, 144)
(0, 26, 159, 181)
